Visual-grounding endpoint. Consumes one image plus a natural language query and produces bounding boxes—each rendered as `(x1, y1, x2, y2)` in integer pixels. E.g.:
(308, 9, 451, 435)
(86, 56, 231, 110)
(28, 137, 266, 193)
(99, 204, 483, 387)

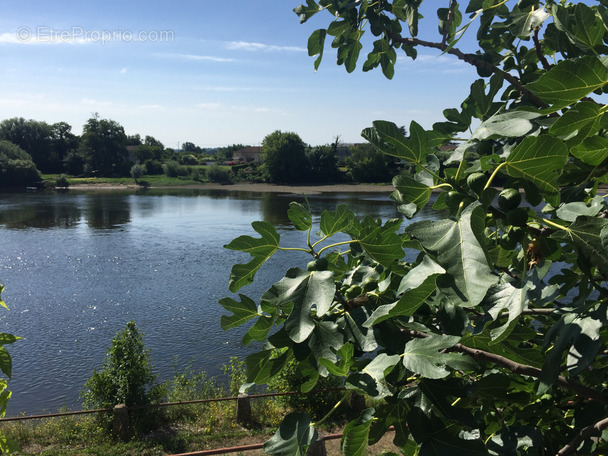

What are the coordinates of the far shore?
(68, 182, 397, 194)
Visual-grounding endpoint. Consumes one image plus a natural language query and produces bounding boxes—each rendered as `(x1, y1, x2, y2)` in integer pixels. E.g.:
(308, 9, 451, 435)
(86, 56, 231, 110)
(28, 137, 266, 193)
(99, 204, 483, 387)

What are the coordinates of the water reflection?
(0, 194, 82, 229)
(85, 194, 131, 230)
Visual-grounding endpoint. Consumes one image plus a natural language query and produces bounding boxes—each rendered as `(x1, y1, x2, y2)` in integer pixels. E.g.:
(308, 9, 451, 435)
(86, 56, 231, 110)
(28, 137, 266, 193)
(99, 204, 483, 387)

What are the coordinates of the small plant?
(162, 361, 225, 424)
(81, 321, 162, 434)
(163, 160, 188, 178)
(55, 174, 70, 188)
(206, 164, 232, 184)
(130, 163, 146, 184)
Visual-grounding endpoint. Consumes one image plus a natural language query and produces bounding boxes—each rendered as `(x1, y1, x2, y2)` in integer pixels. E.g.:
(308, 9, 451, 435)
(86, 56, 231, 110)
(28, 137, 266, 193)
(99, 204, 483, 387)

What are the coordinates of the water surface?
(0, 188, 431, 414)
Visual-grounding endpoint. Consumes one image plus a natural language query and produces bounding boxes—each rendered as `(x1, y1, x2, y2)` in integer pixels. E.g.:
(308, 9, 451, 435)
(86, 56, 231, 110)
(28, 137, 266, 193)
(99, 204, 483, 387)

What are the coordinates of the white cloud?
(225, 41, 306, 52)
(120, 67, 127, 74)
(168, 53, 235, 63)
(230, 105, 277, 114)
(81, 98, 112, 107)
(196, 102, 222, 109)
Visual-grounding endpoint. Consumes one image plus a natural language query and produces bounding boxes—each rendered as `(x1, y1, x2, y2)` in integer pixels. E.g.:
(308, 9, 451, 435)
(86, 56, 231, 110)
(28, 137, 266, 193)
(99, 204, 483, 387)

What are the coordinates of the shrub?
(144, 159, 163, 175)
(81, 321, 161, 409)
(206, 164, 232, 184)
(163, 160, 188, 178)
(55, 174, 69, 188)
(130, 163, 146, 184)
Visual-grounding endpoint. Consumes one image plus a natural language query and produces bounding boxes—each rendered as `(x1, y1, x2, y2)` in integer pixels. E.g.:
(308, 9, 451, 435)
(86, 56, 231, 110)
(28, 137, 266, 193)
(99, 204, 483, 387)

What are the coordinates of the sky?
(0, 1, 480, 149)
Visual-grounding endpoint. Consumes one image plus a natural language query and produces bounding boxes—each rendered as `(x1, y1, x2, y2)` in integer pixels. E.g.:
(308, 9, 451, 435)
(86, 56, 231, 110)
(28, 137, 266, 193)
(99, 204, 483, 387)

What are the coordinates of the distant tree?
(50, 122, 78, 172)
(179, 154, 198, 165)
(306, 141, 340, 183)
(79, 114, 129, 177)
(181, 141, 203, 154)
(130, 163, 146, 184)
(0, 140, 41, 187)
(262, 130, 308, 183)
(144, 135, 164, 149)
(63, 150, 86, 176)
(0, 117, 57, 173)
(132, 145, 163, 163)
(126, 133, 142, 146)
(346, 143, 398, 183)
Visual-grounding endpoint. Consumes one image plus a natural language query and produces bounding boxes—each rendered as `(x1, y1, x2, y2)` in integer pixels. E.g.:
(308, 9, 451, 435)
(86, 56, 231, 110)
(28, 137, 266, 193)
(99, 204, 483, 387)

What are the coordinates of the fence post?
(113, 404, 130, 441)
(236, 393, 252, 426)
(307, 432, 327, 456)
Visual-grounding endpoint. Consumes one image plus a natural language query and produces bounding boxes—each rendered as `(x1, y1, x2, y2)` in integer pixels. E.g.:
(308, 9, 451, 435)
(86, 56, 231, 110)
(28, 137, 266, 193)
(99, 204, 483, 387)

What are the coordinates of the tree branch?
(387, 33, 549, 109)
(533, 27, 552, 71)
(557, 416, 608, 456)
(404, 330, 608, 404)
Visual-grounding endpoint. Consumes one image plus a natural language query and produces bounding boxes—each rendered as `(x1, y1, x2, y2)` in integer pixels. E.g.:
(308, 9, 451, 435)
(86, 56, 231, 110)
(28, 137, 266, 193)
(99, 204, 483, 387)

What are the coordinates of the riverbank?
(69, 182, 396, 194)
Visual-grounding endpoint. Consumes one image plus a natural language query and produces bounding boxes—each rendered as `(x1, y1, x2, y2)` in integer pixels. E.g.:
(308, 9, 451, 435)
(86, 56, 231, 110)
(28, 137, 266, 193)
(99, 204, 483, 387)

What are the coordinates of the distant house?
(233, 146, 263, 164)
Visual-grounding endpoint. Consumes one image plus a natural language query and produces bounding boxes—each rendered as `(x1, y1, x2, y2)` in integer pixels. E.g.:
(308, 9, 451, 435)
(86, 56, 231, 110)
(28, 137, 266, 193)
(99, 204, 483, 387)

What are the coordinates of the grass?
(41, 174, 211, 187)
(0, 359, 287, 456)
(0, 357, 400, 455)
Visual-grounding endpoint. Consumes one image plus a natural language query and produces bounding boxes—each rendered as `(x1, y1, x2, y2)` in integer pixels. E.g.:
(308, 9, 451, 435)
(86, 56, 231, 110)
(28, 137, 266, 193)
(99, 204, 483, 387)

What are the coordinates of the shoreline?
(68, 182, 396, 194)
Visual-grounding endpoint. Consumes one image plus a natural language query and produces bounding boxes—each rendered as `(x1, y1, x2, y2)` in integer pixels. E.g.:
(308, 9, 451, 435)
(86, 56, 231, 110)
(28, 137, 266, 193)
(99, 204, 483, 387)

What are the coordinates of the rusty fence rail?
(0, 389, 375, 456)
(0, 388, 344, 423)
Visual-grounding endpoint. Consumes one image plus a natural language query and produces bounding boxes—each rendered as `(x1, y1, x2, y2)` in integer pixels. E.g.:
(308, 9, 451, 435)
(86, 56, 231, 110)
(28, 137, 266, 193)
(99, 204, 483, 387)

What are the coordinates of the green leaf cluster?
(222, 1, 608, 455)
(0, 283, 21, 453)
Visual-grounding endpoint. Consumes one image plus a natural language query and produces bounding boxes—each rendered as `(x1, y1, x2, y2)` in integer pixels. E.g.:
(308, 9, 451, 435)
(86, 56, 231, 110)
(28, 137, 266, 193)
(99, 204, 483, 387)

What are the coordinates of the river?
(0, 187, 434, 415)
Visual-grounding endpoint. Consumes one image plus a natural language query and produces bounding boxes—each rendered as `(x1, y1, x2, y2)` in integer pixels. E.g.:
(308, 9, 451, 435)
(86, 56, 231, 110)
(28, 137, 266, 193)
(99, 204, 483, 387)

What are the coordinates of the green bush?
(163, 160, 188, 178)
(144, 159, 163, 175)
(0, 140, 41, 187)
(55, 174, 69, 188)
(206, 164, 232, 184)
(130, 163, 146, 184)
(81, 321, 161, 409)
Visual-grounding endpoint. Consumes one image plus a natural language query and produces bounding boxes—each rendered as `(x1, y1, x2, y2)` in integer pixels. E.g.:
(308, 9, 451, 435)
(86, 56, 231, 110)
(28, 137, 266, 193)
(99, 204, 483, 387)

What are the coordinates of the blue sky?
(0, 1, 479, 148)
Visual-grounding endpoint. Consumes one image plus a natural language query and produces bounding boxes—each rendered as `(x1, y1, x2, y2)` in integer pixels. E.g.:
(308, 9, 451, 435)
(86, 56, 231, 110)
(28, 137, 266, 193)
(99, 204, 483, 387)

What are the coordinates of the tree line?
(0, 114, 410, 188)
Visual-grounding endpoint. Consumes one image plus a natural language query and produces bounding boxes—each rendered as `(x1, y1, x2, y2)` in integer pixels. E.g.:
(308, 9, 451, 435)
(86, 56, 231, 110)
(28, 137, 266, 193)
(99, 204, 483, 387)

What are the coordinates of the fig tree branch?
(387, 33, 549, 109)
(557, 416, 608, 456)
(404, 330, 608, 404)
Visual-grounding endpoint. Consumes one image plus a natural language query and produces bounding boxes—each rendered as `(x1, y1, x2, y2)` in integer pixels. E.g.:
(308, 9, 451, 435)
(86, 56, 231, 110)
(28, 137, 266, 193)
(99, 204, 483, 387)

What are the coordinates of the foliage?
(262, 130, 308, 183)
(130, 163, 146, 184)
(306, 141, 341, 183)
(0, 140, 41, 188)
(346, 143, 398, 183)
(79, 114, 130, 177)
(132, 144, 163, 163)
(0, 117, 57, 173)
(0, 283, 22, 453)
(55, 174, 69, 188)
(162, 160, 189, 178)
(206, 164, 232, 184)
(221, 1, 608, 455)
(267, 355, 344, 421)
(81, 321, 161, 410)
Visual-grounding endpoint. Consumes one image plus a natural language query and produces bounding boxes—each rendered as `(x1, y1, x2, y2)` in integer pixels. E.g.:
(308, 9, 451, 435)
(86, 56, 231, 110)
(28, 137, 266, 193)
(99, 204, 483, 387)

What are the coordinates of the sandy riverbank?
(69, 182, 396, 194)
